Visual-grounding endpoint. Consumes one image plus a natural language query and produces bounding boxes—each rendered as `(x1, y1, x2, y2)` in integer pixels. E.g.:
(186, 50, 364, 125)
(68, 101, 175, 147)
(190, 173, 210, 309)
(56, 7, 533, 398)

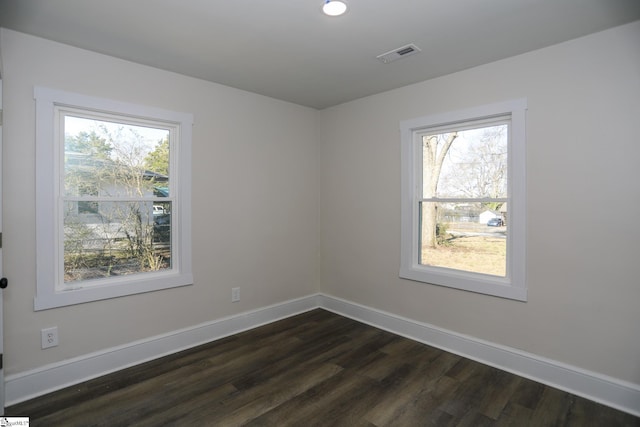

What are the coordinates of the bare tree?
(439, 126, 507, 210)
(99, 126, 167, 272)
(421, 132, 457, 248)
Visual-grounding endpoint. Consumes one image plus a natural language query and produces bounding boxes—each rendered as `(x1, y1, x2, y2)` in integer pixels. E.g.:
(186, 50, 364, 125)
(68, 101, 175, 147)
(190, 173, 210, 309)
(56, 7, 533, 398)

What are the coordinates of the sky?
(64, 115, 169, 159)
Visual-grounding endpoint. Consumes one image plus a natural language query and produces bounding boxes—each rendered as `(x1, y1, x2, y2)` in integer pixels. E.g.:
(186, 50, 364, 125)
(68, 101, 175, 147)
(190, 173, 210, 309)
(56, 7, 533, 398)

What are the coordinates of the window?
(400, 99, 527, 301)
(34, 87, 193, 310)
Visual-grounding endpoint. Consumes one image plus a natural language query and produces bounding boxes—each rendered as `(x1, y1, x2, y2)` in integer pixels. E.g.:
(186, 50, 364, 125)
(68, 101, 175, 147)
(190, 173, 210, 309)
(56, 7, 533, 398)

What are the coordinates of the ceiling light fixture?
(323, 0, 347, 16)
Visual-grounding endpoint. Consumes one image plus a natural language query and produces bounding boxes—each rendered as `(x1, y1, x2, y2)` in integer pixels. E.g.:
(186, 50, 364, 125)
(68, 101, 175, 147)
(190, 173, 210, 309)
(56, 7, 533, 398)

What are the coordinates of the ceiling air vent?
(376, 43, 421, 64)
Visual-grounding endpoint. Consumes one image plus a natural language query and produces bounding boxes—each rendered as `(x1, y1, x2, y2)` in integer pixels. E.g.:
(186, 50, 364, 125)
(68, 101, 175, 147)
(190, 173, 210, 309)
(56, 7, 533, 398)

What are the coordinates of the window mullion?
(63, 196, 172, 202)
(420, 197, 508, 203)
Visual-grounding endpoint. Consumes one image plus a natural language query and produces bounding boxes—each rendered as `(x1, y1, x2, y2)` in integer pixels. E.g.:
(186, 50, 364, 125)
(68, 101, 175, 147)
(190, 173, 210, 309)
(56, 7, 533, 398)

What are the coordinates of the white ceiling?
(1, 0, 639, 109)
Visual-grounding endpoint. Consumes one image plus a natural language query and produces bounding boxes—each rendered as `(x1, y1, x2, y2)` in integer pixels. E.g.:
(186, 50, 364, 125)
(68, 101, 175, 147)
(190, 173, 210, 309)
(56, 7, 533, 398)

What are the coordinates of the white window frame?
(400, 99, 527, 301)
(34, 87, 193, 310)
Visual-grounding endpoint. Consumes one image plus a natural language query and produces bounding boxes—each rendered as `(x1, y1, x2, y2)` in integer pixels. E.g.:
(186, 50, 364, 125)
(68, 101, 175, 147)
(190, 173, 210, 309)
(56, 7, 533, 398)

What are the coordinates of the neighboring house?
(65, 151, 168, 223)
(479, 210, 501, 225)
(64, 151, 171, 252)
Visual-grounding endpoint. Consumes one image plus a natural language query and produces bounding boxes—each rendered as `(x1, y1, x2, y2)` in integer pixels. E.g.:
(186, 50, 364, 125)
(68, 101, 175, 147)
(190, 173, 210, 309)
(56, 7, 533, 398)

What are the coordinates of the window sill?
(400, 265, 527, 302)
(34, 272, 193, 311)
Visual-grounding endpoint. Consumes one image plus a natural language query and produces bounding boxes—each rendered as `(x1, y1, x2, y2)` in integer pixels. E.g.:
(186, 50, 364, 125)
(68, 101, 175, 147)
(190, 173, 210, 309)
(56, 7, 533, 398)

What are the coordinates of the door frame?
(0, 78, 6, 413)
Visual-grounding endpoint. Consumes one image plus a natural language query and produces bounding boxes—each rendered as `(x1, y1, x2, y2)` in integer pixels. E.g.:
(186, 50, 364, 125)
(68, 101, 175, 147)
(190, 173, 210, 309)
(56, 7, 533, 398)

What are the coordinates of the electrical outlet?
(231, 287, 240, 303)
(41, 327, 59, 349)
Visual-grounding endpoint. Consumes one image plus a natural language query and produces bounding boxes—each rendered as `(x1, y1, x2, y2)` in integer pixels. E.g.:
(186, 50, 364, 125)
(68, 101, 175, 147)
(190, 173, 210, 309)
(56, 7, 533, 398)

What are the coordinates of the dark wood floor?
(7, 309, 640, 426)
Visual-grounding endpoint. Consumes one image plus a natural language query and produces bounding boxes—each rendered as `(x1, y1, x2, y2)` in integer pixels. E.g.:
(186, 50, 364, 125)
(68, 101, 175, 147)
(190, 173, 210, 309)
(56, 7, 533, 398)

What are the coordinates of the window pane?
(419, 202, 506, 277)
(64, 115, 170, 197)
(63, 201, 172, 284)
(422, 124, 508, 199)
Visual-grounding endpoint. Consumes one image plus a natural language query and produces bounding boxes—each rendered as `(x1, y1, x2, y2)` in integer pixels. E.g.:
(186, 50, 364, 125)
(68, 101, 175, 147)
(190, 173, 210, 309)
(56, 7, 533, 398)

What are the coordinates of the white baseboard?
(6, 293, 640, 417)
(4, 294, 321, 407)
(318, 294, 640, 418)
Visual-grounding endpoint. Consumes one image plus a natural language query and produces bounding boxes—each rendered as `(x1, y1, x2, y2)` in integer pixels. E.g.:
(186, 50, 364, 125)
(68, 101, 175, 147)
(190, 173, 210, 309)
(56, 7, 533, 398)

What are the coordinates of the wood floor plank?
(203, 362, 344, 426)
(531, 386, 575, 426)
(476, 369, 523, 420)
(494, 402, 536, 427)
(439, 360, 495, 418)
(509, 377, 546, 410)
(6, 309, 640, 427)
(370, 376, 459, 427)
(249, 368, 383, 427)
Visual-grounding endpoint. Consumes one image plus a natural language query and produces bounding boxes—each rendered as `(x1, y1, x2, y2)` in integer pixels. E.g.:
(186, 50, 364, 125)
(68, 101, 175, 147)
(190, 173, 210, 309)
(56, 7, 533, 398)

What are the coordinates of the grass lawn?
(421, 232, 506, 277)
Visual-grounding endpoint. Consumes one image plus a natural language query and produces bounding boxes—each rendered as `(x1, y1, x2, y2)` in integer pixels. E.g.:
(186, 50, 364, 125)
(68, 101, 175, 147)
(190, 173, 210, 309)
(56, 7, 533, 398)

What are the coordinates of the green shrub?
(436, 222, 451, 245)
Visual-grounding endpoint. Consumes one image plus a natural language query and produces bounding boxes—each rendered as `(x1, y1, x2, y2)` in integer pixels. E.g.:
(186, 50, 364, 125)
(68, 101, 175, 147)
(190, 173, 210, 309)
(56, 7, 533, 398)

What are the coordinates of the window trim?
(34, 87, 193, 310)
(400, 99, 527, 301)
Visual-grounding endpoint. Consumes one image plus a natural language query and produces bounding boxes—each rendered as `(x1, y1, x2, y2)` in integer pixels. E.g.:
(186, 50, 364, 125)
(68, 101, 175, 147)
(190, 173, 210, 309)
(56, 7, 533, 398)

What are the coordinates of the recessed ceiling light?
(323, 0, 347, 16)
